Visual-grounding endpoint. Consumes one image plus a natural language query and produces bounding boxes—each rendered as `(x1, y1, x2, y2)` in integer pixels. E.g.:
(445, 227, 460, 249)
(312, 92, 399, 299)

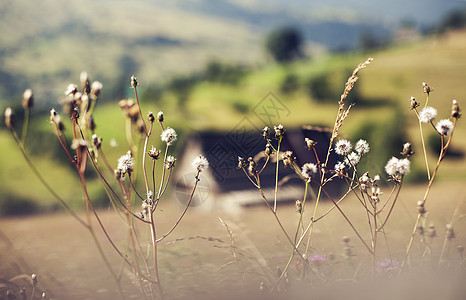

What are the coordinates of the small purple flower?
(308, 254, 327, 267)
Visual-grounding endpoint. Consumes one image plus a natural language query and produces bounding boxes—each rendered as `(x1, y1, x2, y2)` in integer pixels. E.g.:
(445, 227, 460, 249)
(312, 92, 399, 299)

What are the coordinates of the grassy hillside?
(1, 30, 466, 213)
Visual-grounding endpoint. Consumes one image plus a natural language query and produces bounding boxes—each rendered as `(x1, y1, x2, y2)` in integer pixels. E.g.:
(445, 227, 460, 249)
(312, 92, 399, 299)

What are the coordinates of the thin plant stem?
(21, 108, 30, 144)
(415, 109, 431, 180)
(273, 136, 282, 212)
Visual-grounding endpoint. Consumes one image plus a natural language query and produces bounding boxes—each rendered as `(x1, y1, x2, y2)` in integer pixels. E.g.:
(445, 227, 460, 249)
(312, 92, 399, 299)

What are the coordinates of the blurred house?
(174, 126, 343, 213)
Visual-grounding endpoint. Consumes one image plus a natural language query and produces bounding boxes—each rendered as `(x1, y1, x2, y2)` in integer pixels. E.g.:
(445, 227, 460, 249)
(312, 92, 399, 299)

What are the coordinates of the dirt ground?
(1, 180, 466, 299)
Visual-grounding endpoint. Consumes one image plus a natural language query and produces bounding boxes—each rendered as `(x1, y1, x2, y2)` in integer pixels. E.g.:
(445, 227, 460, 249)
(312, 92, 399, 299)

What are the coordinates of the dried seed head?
(282, 150, 295, 167)
(92, 134, 102, 149)
(295, 199, 302, 214)
(422, 82, 431, 95)
(161, 128, 177, 145)
(435, 119, 454, 136)
(22, 88, 34, 109)
(117, 151, 135, 176)
(90, 81, 103, 100)
(247, 157, 256, 176)
(335, 139, 352, 156)
(304, 137, 317, 150)
(265, 143, 272, 156)
(42, 292, 46, 299)
(342, 236, 350, 244)
(136, 118, 145, 134)
(262, 126, 270, 139)
(157, 111, 164, 122)
(334, 161, 346, 177)
(451, 99, 461, 119)
(147, 111, 155, 122)
(50, 108, 64, 132)
(419, 106, 437, 123)
(237, 156, 246, 169)
(345, 152, 360, 166)
(192, 155, 209, 172)
(148, 146, 161, 160)
(401, 142, 414, 157)
(301, 163, 317, 180)
(80, 71, 90, 94)
(165, 155, 176, 169)
(355, 139, 370, 155)
(4, 107, 15, 129)
(274, 124, 285, 139)
(31, 273, 38, 285)
(409, 96, 419, 110)
(84, 114, 96, 131)
(71, 138, 88, 151)
(130, 74, 138, 88)
(65, 84, 78, 96)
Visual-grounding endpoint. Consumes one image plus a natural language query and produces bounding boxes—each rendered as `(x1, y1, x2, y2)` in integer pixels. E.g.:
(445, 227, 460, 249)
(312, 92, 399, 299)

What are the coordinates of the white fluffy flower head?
(161, 128, 177, 145)
(335, 139, 352, 156)
(345, 152, 361, 166)
(117, 151, 135, 175)
(385, 157, 410, 176)
(355, 139, 370, 155)
(192, 155, 209, 172)
(301, 163, 317, 180)
(435, 119, 453, 136)
(419, 106, 437, 123)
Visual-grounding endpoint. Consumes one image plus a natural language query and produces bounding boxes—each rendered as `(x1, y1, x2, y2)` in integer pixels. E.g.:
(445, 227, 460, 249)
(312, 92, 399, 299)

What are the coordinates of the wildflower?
(345, 152, 360, 166)
(65, 84, 78, 96)
(90, 81, 103, 100)
(247, 157, 256, 175)
(262, 126, 270, 139)
(282, 150, 295, 167)
(355, 139, 370, 155)
(335, 139, 352, 156)
(237, 156, 246, 169)
(301, 163, 317, 180)
(161, 128, 177, 145)
(192, 155, 209, 172)
(422, 82, 431, 95)
(265, 144, 272, 156)
(130, 74, 138, 87)
(419, 106, 437, 123)
(409, 96, 419, 110)
(334, 161, 346, 175)
(148, 146, 161, 160)
(451, 99, 461, 119)
(384, 157, 399, 176)
(295, 199, 302, 214)
(274, 124, 285, 139)
(165, 155, 176, 169)
(49, 108, 64, 131)
(401, 142, 414, 157)
(157, 111, 164, 122)
(117, 151, 135, 176)
(80, 71, 90, 94)
(22, 88, 34, 109)
(147, 111, 155, 122)
(92, 134, 102, 149)
(397, 158, 410, 175)
(435, 119, 454, 136)
(304, 137, 317, 150)
(4, 107, 15, 129)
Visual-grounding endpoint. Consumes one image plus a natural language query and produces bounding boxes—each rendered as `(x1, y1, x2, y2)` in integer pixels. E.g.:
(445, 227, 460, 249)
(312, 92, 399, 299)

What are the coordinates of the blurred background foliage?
(1, 0, 466, 214)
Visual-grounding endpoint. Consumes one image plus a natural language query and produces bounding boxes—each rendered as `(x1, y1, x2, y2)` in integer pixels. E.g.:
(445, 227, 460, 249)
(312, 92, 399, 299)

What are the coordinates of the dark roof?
(183, 126, 343, 196)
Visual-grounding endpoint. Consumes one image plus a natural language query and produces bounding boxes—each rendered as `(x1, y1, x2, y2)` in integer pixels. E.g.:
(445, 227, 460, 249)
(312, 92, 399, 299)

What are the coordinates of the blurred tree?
(265, 26, 304, 63)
